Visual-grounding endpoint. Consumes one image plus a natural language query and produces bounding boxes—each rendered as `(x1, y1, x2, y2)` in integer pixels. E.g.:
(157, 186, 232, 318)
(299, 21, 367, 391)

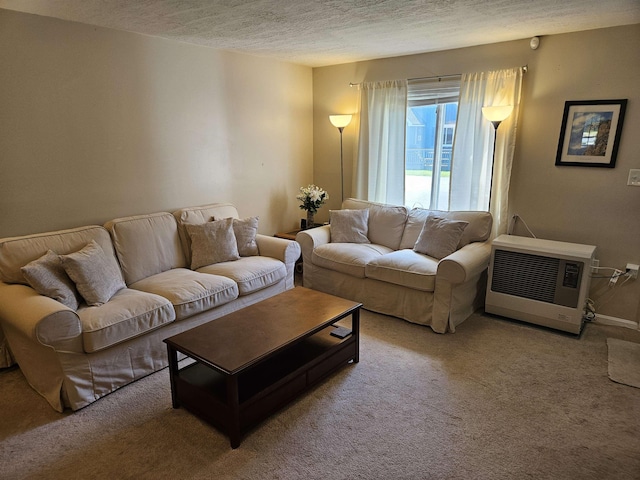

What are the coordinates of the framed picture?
(555, 99, 627, 168)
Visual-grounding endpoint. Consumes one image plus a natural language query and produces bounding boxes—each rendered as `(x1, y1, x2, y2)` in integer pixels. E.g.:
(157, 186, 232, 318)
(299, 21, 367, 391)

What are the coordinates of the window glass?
(405, 102, 458, 210)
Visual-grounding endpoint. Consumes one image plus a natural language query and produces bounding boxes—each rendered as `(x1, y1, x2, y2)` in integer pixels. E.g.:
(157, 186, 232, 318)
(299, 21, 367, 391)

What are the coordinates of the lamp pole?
(481, 106, 513, 210)
(488, 121, 501, 210)
(329, 115, 353, 204)
(338, 126, 345, 202)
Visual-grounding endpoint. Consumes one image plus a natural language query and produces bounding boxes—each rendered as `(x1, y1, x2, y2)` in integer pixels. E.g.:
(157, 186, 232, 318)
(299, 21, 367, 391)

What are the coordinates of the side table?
(274, 229, 302, 241)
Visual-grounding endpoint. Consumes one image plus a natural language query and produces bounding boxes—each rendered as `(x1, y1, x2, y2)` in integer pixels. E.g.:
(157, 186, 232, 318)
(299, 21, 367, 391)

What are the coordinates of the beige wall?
(0, 9, 313, 238)
(313, 25, 640, 324)
(1, 8, 638, 324)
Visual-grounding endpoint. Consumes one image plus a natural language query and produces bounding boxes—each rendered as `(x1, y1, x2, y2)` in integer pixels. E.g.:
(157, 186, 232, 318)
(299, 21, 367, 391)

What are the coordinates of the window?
(404, 77, 460, 210)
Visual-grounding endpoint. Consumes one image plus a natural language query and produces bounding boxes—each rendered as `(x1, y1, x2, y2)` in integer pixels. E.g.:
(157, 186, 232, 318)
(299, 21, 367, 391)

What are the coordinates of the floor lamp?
(481, 105, 513, 208)
(329, 114, 353, 203)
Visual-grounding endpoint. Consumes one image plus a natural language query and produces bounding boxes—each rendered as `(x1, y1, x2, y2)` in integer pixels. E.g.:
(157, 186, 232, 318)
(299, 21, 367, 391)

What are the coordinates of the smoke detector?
(530, 36, 540, 50)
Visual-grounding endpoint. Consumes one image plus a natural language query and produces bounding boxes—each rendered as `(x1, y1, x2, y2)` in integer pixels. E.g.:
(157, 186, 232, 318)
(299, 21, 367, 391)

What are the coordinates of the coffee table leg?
(227, 375, 241, 448)
(166, 344, 180, 408)
(353, 308, 360, 363)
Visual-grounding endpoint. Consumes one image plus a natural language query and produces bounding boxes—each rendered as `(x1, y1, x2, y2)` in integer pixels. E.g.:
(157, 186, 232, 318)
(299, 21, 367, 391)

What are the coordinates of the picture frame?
(555, 99, 627, 168)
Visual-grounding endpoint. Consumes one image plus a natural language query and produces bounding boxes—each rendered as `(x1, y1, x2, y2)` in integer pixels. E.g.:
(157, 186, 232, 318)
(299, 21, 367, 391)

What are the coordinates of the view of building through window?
(405, 102, 458, 210)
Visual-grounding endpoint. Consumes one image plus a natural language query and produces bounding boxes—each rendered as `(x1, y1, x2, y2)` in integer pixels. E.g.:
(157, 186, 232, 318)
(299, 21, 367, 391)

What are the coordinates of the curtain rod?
(349, 65, 528, 87)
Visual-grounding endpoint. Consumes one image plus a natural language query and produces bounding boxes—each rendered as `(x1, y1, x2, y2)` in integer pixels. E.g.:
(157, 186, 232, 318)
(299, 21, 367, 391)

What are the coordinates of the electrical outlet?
(609, 269, 623, 287)
(628, 169, 640, 186)
(591, 258, 599, 273)
(626, 263, 639, 279)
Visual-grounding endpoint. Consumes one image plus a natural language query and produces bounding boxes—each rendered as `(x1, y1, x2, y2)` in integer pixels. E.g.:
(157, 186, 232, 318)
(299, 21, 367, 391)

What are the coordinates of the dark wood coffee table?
(163, 287, 361, 448)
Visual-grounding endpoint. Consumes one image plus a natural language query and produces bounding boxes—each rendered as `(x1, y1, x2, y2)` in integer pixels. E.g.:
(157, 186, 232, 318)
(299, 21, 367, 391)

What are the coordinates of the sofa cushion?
(105, 212, 187, 285)
(210, 216, 260, 257)
(0, 225, 117, 286)
(413, 216, 469, 260)
(367, 204, 409, 250)
(129, 268, 238, 320)
(185, 219, 240, 269)
(232, 217, 259, 257)
(21, 250, 81, 310)
(399, 209, 493, 250)
(366, 250, 437, 292)
(312, 243, 392, 278)
(330, 209, 370, 244)
(78, 288, 175, 353)
(342, 198, 409, 250)
(173, 203, 240, 264)
(60, 240, 126, 306)
(197, 256, 286, 296)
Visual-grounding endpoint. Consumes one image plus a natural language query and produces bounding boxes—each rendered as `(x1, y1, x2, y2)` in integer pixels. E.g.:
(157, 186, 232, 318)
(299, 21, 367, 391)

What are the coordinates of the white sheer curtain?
(449, 67, 524, 237)
(353, 80, 407, 205)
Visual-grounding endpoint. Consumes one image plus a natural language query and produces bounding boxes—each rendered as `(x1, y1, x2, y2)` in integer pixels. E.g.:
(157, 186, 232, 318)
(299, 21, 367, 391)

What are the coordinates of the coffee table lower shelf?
(168, 325, 357, 448)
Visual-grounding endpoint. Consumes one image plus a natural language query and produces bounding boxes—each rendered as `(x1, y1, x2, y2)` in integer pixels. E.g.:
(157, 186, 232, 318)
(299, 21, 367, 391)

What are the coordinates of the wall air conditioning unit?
(486, 235, 596, 334)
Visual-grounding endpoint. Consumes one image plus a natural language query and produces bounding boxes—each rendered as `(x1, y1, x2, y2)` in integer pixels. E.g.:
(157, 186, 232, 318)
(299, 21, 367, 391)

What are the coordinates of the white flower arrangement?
(296, 184, 329, 214)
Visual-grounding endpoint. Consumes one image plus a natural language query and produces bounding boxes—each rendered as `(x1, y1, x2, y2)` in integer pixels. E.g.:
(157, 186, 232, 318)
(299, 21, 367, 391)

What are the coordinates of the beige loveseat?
(0, 203, 300, 412)
(296, 199, 492, 333)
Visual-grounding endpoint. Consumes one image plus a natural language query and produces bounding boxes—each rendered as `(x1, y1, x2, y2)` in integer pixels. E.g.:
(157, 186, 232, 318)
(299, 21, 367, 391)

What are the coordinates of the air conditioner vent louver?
(485, 235, 597, 335)
(492, 250, 559, 304)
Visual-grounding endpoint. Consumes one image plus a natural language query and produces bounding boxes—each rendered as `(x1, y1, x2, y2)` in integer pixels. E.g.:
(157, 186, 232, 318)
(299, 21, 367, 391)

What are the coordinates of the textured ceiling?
(1, 0, 639, 67)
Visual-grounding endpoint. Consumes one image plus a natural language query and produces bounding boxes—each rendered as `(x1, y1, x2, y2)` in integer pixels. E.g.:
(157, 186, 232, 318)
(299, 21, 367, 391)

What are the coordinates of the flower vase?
(306, 211, 314, 229)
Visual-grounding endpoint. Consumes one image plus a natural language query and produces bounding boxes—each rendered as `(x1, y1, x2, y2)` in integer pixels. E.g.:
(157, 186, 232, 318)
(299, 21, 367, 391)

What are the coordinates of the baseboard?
(593, 314, 639, 330)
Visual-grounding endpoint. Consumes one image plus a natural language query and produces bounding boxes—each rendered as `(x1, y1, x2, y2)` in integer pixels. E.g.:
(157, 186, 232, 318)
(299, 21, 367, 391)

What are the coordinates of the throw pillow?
(232, 217, 259, 256)
(21, 250, 81, 310)
(211, 216, 260, 257)
(413, 215, 469, 260)
(186, 218, 240, 270)
(59, 240, 126, 306)
(330, 209, 370, 244)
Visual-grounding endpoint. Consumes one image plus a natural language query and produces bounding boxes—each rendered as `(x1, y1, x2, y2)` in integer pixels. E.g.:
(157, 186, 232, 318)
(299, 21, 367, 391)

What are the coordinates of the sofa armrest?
(0, 283, 82, 351)
(437, 241, 492, 285)
(0, 282, 83, 412)
(295, 226, 331, 263)
(255, 234, 301, 265)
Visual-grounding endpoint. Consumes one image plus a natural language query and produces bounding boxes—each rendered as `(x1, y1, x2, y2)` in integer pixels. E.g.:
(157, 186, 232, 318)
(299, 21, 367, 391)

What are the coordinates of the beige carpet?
(607, 338, 640, 389)
(1, 311, 640, 480)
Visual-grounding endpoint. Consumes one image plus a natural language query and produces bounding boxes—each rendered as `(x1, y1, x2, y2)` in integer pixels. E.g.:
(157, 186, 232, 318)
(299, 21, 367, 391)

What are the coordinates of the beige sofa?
(0, 203, 300, 412)
(296, 198, 492, 333)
